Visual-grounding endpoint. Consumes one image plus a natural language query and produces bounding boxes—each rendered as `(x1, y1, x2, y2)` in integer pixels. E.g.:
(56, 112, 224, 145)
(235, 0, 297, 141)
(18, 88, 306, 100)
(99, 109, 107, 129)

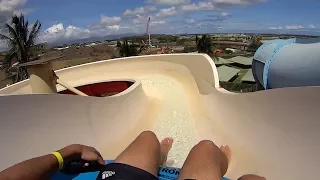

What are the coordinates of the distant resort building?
(217, 65, 240, 82)
(214, 56, 253, 69)
(228, 56, 253, 69)
(214, 56, 255, 85)
(212, 41, 250, 50)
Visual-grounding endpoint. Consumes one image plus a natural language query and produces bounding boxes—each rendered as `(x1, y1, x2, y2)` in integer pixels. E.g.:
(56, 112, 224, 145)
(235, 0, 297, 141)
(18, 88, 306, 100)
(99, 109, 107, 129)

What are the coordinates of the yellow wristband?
(52, 152, 64, 170)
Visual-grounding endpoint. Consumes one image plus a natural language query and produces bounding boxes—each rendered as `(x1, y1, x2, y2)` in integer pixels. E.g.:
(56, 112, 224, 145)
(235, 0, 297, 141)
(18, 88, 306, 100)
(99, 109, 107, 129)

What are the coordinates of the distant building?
(228, 56, 253, 69)
(167, 46, 184, 51)
(54, 46, 70, 51)
(225, 48, 237, 53)
(212, 41, 250, 50)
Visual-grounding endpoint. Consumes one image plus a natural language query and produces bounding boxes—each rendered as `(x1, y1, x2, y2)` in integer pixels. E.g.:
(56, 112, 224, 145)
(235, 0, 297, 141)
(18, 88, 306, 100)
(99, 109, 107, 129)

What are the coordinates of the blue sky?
(0, 0, 320, 45)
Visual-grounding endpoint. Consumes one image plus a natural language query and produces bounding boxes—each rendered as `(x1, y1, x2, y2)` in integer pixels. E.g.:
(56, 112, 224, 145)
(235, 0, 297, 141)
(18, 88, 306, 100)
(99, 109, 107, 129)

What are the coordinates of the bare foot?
(160, 137, 174, 165)
(220, 145, 232, 165)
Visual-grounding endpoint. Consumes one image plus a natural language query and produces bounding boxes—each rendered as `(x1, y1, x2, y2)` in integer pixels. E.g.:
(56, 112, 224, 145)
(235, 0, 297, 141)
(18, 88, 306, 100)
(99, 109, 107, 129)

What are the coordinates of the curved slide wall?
(0, 54, 320, 179)
(253, 38, 320, 89)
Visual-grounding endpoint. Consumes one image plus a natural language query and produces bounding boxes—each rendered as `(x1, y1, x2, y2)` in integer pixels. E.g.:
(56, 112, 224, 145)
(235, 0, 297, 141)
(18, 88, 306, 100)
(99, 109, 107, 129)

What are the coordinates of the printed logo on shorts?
(101, 171, 115, 179)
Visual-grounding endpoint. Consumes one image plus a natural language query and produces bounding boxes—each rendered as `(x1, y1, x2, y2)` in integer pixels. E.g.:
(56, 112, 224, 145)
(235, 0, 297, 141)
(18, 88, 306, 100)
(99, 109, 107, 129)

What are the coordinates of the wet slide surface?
(0, 54, 320, 179)
(142, 73, 200, 167)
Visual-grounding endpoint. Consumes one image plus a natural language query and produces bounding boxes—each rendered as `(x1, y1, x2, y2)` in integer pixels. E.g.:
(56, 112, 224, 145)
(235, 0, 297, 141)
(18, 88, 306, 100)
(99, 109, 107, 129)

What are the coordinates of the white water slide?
(0, 54, 319, 179)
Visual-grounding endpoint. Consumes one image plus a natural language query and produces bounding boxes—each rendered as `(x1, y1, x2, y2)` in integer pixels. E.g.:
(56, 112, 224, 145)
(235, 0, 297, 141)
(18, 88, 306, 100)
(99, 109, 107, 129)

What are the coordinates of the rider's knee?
(192, 140, 219, 152)
(139, 131, 158, 142)
(198, 140, 216, 147)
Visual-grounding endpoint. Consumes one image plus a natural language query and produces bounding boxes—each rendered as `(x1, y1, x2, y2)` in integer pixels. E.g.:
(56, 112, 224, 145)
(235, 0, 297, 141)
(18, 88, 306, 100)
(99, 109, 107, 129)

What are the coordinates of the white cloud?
(13, 8, 34, 15)
(41, 23, 91, 43)
(0, 0, 29, 25)
(156, 7, 177, 17)
(221, 12, 229, 17)
(207, 0, 266, 7)
(151, 20, 166, 25)
(269, 26, 282, 30)
(132, 15, 150, 24)
(270, 25, 316, 30)
(123, 6, 156, 16)
(65, 25, 91, 38)
(146, 0, 191, 5)
(100, 15, 121, 25)
(0, 0, 27, 12)
(107, 25, 120, 31)
(186, 19, 195, 24)
(286, 25, 305, 30)
(180, 2, 215, 11)
(309, 24, 316, 29)
(45, 23, 64, 34)
(41, 24, 66, 43)
(40, 22, 132, 44)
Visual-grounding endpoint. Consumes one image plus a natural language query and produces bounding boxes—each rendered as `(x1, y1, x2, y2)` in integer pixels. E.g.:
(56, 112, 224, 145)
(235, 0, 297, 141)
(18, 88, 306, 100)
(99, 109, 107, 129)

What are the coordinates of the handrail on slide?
(54, 72, 88, 96)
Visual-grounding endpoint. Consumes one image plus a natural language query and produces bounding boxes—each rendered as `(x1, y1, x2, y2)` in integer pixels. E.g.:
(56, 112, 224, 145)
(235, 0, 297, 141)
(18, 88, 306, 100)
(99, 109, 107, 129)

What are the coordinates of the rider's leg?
(114, 131, 173, 177)
(178, 140, 231, 180)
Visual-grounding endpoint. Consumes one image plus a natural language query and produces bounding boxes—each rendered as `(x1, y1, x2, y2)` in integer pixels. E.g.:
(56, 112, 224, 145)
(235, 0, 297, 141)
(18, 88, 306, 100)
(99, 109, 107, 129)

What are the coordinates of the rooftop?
(213, 57, 233, 65)
(217, 65, 240, 82)
(18, 56, 64, 67)
(228, 56, 253, 66)
(241, 69, 255, 82)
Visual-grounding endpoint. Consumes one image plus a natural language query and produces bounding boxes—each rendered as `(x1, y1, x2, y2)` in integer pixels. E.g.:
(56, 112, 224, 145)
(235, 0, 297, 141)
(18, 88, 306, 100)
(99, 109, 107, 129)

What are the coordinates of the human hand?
(57, 144, 105, 166)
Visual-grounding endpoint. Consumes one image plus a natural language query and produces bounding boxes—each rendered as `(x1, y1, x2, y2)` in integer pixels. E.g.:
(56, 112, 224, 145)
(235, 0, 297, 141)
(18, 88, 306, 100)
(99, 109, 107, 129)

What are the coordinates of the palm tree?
(196, 35, 218, 60)
(119, 40, 138, 57)
(0, 14, 42, 83)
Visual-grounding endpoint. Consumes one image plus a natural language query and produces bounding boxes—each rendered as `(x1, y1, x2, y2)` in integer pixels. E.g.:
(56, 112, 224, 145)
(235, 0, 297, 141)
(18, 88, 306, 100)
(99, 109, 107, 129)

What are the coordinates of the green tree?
(119, 40, 138, 57)
(0, 14, 42, 83)
(117, 41, 121, 48)
(176, 38, 186, 46)
(248, 36, 262, 52)
(197, 35, 212, 54)
(196, 35, 218, 60)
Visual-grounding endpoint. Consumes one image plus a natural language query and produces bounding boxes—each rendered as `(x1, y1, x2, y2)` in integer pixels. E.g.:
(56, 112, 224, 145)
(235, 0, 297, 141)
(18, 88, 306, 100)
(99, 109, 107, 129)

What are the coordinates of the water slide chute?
(253, 38, 320, 89)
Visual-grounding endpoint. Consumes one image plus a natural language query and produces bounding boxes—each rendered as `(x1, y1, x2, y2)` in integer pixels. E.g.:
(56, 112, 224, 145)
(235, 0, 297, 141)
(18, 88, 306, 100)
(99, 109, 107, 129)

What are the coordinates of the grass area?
(234, 69, 248, 83)
(220, 81, 258, 93)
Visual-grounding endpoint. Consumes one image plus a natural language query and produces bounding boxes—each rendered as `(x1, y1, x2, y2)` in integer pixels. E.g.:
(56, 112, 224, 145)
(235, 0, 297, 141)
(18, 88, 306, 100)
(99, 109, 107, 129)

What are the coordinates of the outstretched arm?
(0, 154, 59, 180)
(0, 144, 105, 180)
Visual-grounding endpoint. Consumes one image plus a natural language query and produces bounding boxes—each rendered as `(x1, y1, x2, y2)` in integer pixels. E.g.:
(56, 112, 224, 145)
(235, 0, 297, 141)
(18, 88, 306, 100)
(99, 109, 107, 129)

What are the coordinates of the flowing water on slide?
(140, 74, 200, 167)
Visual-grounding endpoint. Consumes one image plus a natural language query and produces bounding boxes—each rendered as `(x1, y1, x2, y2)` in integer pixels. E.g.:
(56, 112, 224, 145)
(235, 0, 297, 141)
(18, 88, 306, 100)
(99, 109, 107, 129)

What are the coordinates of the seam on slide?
(254, 39, 281, 58)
